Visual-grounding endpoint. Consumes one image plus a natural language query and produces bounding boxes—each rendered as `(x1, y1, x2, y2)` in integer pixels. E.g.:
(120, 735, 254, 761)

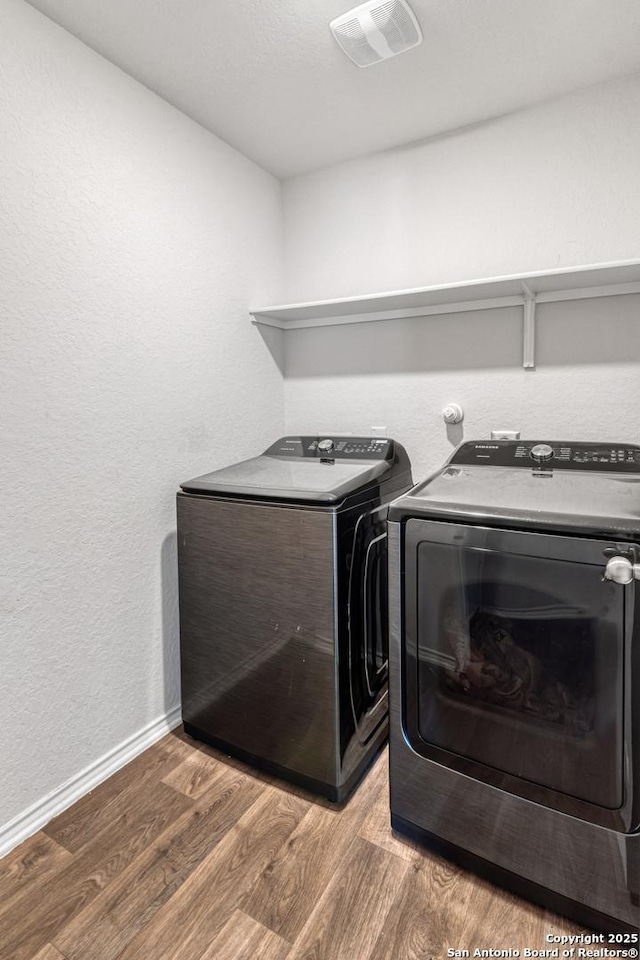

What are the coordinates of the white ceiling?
(24, 0, 640, 178)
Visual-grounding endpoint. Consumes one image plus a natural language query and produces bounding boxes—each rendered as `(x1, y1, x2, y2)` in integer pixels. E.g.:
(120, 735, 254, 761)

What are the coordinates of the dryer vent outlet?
(330, 0, 423, 68)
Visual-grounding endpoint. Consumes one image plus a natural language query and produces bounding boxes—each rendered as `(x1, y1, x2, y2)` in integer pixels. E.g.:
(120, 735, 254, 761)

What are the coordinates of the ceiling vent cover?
(330, 0, 423, 68)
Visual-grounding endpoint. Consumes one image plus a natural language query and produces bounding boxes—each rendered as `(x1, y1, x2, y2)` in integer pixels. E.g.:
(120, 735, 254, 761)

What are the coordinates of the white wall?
(282, 74, 640, 477)
(0, 0, 284, 838)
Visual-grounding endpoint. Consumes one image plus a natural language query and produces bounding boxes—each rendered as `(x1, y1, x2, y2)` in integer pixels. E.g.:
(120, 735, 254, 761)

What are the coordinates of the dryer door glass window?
(404, 521, 626, 811)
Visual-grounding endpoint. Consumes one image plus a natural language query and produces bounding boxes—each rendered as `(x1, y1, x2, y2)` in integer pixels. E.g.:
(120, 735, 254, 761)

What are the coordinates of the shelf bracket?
(520, 282, 536, 369)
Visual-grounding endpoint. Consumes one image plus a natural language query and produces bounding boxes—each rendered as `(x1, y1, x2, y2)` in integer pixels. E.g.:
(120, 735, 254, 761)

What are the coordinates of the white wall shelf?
(250, 260, 640, 368)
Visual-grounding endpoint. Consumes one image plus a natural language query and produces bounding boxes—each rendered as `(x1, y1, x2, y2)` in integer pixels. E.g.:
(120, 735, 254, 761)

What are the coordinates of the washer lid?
(402, 465, 640, 520)
(390, 439, 640, 535)
(180, 455, 391, 502)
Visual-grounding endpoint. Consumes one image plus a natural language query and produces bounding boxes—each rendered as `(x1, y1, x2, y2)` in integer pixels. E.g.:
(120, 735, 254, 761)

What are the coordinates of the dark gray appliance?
(177, 435, 412, 801)
(388, 439, 640, 932)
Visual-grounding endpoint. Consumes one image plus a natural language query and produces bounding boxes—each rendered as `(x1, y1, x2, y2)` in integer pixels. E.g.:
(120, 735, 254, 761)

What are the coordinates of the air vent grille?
(332, 17, 384, 66)
(370, 0, 420, 53)
(330, 0, 423, 68)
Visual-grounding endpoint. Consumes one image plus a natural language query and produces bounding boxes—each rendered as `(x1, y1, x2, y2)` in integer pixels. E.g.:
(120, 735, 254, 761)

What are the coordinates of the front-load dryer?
(177, 435, 412, 801)
(388, 439, 640, 932)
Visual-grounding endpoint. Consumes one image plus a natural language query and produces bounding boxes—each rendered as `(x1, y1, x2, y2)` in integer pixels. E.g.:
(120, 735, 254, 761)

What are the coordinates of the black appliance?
(388, 439, 640, 931)
(177, 435, 412, 801)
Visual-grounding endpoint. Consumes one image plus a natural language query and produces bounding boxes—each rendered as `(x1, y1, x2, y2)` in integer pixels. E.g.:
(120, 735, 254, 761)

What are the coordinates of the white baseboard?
(0, 705, 182, 859)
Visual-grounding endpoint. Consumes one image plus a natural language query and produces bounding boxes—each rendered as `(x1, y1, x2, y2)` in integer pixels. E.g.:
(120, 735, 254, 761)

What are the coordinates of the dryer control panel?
(450, 440, 640, 471)
(264, 436, 395, 460)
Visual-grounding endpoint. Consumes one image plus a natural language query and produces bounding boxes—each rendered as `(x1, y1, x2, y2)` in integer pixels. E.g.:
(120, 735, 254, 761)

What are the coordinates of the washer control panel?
(264, 436, 394, 460)
(451, 440, 640, 471)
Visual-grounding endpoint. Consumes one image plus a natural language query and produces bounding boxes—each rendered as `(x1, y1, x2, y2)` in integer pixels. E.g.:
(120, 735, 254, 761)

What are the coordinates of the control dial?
(317, 438, 335, 453)
(530, 443, 554, 463)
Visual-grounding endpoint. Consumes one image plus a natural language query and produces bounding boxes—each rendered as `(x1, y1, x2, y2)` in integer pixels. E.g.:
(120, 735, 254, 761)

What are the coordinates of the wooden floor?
(1, 729, 587, 960)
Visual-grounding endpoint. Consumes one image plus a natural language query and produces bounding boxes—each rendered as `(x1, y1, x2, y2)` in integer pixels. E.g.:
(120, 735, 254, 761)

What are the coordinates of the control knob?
(530, 443, 554, 463)
(317, 438, 335, 453)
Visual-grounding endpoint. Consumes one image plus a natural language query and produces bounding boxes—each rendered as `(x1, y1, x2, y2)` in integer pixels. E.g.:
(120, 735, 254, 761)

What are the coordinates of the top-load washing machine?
(388, 439, 640, 932)
(177, 434, 412, 801)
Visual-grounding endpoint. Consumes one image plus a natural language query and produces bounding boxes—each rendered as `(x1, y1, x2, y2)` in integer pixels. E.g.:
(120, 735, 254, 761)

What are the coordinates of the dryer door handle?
(603, 556, 640, 584)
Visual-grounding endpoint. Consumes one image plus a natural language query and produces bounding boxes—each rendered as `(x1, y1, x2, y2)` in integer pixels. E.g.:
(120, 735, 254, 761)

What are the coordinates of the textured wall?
(282, 75, 640, 477)
(283, 297, 640, 479)
(0, 0, 283, 830)
(283, 74, 640, 300)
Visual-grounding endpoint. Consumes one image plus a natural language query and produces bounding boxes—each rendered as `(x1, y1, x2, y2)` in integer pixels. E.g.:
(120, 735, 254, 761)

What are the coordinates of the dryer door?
(347, 505, 390, 744)
(403, 520, 636, 831)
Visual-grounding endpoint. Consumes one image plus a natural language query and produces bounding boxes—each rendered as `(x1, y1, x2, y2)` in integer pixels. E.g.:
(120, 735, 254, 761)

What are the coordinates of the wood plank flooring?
(0, 729, 588, 960)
